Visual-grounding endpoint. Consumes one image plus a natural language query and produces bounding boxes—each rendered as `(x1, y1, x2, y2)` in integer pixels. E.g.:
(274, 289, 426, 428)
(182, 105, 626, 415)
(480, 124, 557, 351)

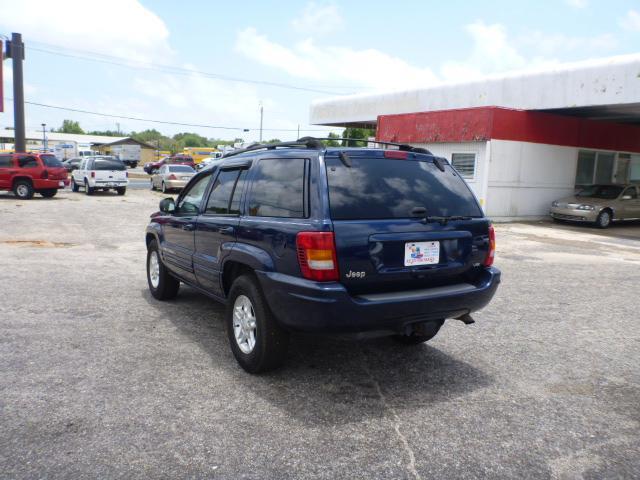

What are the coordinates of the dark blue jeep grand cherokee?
(145, 138, 500, 373)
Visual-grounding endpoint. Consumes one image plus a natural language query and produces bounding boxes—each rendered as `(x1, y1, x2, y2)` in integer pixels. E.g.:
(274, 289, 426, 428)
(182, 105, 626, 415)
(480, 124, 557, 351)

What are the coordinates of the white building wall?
(486, 140, 579, 218)
(409, 141, 489, 209)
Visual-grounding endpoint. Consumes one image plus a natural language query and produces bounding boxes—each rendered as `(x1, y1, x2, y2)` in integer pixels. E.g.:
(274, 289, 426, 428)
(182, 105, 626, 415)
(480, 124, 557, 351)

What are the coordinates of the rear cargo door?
(93, 158, 127, 183)
(325, 151, 490, 295)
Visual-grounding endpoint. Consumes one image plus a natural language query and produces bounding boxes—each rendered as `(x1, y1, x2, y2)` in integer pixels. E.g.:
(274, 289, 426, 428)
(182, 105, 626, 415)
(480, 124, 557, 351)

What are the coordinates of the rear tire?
(13, 180, 34, 200)
(392, 320, 443, 345)
(226, 274, 289, 373)
(116, 187, 126, 196)
(146, 240, 180, 300)
(84, 180, 94, 195)
(162, 181, 167, 193)
(150, 179, 155, 191)
(39, 189, 57, 198)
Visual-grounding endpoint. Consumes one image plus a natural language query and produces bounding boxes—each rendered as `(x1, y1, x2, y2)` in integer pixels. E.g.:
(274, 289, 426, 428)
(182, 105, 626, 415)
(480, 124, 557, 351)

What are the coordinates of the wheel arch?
(11, 176, 33, 189)
(221, 246, 276, 297)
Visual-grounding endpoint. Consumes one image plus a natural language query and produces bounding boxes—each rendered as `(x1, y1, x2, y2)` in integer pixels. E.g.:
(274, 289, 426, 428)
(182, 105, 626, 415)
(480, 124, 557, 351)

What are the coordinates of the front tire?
(392, 320, 443, 345)
(226, 275, 289, 373)
(150, 179, 155, 191)
(146, 240, 180, 300)
(13, 180, 34, 199)
(596, 210, 611, 229)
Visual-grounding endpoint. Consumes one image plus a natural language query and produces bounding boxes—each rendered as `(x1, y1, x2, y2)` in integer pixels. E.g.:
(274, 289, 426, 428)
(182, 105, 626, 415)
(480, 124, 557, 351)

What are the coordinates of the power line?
(25, 42, 356, 96)
(1, 97, 335, 133)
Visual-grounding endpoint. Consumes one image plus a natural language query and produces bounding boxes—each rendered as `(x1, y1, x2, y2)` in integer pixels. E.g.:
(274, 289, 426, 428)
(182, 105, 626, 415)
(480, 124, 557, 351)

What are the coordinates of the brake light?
(296, 232, 339, 282)
(484, 225, 496, 267)
(384, 150, 408, 159)
(41, 169, 49, 179)
(91, 171, 95, 178)
(168, 174, 177, 180)
(126, 171, 129, 178)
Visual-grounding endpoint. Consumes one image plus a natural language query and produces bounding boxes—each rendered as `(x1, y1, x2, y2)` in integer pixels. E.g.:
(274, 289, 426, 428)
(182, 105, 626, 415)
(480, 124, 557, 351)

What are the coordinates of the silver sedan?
(150, 164, 196, 193)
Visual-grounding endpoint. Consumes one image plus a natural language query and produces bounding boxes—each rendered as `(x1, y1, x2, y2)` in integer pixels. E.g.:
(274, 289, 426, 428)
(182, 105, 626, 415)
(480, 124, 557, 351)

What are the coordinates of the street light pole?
(259, 104, 263, 143)
(10, 33, 26, 153)
(41, 123, 47, 151)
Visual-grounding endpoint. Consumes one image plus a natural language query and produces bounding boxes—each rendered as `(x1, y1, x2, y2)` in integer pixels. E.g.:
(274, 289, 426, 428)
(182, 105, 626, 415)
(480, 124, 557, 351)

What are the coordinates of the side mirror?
(621, 195, 632, 201)
(159, 197, 176, 213)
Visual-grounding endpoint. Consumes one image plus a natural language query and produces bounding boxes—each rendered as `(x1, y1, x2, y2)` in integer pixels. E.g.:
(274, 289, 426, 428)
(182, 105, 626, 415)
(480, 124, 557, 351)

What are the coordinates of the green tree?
(86, 130, 121, 137)
(54, 119, 85, 134)
(341, 127, 375, 147)
(173, 132, 212, 148)
(325, 132, 341, 147)
(265, 138, 281, 144)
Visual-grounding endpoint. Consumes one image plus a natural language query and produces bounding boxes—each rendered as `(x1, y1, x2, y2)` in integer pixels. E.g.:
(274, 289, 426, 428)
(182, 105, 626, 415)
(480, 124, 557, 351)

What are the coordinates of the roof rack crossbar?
(221, 137, 433, 158)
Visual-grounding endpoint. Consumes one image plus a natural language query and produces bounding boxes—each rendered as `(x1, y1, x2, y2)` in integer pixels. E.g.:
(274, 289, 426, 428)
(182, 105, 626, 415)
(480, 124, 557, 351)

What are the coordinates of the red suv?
(0, 152, 69, 199)
(144, 154, 195, 174)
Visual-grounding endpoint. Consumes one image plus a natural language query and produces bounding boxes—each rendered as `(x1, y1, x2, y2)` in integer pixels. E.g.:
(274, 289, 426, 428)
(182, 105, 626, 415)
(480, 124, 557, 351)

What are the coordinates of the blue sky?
(1, 0, 639, 142)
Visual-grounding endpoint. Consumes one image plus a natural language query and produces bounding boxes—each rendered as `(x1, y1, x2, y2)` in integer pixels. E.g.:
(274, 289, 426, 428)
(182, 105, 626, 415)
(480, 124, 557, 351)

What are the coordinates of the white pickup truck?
(70, 156, 128, 195)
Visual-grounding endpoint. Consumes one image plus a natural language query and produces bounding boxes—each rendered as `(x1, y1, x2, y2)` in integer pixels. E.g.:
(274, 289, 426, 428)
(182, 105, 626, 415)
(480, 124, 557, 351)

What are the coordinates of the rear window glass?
(247, 158, 307, 218)
(325, 154, 482, 220)
(41, 155, 63, 168)
(94, 159, 126, 171)
(169, 165, 194, 173)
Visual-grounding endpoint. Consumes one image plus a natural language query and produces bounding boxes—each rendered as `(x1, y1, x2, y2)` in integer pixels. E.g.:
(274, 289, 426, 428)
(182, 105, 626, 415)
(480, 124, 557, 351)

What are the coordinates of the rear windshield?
(325, 154, 482, 220)
(41, 155, 63, 168)
(169, 165, 194, 172)
(94, 159, 126, 171)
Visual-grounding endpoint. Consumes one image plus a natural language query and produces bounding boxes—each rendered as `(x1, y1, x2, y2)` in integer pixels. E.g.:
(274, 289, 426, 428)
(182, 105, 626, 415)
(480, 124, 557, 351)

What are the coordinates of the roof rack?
(221, 137, 433, 158)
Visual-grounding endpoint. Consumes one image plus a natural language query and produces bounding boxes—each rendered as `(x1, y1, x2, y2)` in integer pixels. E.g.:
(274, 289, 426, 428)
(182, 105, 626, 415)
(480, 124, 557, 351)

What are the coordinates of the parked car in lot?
(195, 156, 223, 171)
(145, 138, 500, 373)
(550, 184, 640, 228)
(0, 152, 69, 199)
(144, 154, 195, 174)
(62, 157, 82, 172)
(70, 156, 128, 195)
(151, 164, 196, 192)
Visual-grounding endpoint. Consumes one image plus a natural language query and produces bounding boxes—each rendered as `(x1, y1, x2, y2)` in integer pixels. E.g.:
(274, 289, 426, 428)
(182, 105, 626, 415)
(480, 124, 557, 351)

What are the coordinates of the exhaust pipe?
(456, 313, 475, 325)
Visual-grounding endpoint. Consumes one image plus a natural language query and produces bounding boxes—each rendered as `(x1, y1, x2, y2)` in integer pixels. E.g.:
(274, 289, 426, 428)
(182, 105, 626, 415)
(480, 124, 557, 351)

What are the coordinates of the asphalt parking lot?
(1, 188, 639, 479)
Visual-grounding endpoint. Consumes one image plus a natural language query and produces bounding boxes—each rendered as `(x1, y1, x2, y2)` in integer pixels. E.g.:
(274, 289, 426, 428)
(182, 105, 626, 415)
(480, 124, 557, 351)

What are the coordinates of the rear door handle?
(182, 223, 196, 231)
(219, 226, 235, 235)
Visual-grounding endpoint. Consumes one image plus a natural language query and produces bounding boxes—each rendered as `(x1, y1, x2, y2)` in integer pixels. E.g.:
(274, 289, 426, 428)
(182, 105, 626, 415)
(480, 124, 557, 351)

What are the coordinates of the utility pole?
(297, 124, 300, 140)
(9, 33, 26, 152)
(41, 123, 47, 150)
(116, 122, 120, 135)
(259, 104, 263, 142)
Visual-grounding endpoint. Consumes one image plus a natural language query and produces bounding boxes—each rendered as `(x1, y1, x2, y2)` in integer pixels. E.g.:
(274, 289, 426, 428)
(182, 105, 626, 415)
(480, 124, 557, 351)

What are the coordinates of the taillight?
(484, 224, 496, 267)
(41, 169, 49, 179)
(384, 150, 408, 159)
(296, 232, 339, 282)
(91, 171, 95, 178)
(126, 171, 129, 178)
(168, 174, 177, 180)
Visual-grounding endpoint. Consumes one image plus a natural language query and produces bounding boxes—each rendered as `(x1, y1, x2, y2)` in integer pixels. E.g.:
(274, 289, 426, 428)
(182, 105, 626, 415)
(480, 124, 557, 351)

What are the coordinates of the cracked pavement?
(1, 189, 639, 479)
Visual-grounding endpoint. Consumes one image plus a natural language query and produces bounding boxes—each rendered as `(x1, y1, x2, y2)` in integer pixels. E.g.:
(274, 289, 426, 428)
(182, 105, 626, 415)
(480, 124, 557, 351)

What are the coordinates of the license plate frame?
(404, 241, 440, 266)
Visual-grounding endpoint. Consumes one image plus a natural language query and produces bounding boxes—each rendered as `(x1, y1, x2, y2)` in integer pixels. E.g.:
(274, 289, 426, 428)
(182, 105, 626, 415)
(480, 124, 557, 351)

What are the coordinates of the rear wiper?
(425, 215, 472, 225)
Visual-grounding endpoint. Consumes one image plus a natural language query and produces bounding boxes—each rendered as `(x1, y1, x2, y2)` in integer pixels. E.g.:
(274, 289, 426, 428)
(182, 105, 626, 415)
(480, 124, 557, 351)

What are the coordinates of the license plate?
(58, 181, 64, 187)
(181, 176, 190, 180)
(107, 183, 116, 187)
(404, 241, 439, 266)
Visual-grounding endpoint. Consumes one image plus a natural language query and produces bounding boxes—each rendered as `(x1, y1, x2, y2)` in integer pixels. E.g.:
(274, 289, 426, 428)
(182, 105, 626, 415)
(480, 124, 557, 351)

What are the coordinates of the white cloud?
(441, 21, 531, 80)
(566, 0, 588, 8)
(621, 9, 640, 31)
(517, 31, 617, 56)
(235, 27, 438, 91)
(0, 0, 172, 61)
(291, 2, 344, 36)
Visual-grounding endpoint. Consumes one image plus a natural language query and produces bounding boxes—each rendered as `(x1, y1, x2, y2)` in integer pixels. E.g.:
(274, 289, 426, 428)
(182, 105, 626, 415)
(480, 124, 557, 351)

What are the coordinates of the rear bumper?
(256, 267, 501, 334)
(164, 180, 189, 189)
(33, 178, 69, 189)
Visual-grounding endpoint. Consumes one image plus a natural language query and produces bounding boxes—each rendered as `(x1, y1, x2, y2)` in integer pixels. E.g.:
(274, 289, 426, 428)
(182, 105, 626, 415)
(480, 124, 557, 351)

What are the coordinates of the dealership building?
(310, 54, 640, 219)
